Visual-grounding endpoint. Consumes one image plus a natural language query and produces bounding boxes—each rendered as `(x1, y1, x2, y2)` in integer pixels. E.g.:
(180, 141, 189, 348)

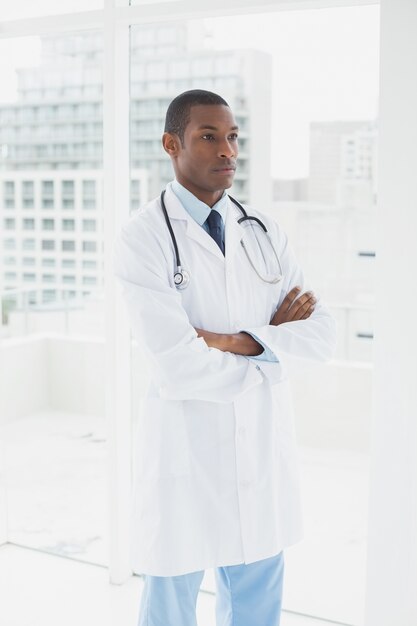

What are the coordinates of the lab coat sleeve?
(242, 222, 337, 363)
(113, 216, 280, 403)
(246, 332, 279, 362)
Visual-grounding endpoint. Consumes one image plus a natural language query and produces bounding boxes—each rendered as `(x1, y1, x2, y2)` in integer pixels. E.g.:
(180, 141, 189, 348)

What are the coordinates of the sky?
(0, 4, 380, 178)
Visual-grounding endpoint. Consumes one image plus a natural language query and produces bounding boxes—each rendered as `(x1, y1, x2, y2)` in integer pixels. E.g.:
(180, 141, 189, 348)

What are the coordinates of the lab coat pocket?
(135, 397, 191, 479)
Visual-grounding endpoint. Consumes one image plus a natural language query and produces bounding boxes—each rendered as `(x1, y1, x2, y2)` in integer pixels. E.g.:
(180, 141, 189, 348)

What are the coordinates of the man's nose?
(218, 139, 236, 158)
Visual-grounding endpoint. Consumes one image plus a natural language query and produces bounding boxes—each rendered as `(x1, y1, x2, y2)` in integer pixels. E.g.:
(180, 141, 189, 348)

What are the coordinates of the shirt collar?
(171, 178, 228, 226)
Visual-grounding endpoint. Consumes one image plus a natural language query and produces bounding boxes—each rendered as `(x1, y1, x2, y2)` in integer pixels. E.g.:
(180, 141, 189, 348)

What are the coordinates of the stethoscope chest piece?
(174, 267, 190, 290)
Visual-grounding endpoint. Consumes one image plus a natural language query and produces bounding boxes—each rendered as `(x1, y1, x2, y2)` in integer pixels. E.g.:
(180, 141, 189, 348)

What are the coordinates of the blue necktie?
(206, 209, 225, 255)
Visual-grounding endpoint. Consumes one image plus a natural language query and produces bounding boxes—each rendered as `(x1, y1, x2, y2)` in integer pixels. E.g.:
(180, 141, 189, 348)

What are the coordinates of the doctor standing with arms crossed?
(114, 89, 337, 626)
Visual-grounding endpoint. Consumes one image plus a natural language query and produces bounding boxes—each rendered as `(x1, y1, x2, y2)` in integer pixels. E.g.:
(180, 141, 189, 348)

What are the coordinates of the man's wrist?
(229, 332, 264, 356)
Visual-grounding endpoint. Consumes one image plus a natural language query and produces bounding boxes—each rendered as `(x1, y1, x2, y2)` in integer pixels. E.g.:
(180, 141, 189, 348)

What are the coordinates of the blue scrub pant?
(137, 551, 284, 626)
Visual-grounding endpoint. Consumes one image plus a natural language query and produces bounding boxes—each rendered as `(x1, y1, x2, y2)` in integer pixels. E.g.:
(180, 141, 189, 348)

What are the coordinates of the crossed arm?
(195, 286, 317, 356)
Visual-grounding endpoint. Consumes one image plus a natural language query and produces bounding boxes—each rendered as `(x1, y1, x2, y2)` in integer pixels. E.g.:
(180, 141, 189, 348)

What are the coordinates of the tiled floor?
(0, 543, 342, 626)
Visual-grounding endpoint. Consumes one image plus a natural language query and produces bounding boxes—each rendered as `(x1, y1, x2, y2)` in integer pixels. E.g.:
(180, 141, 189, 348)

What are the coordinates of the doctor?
(114, 89, 337, 626)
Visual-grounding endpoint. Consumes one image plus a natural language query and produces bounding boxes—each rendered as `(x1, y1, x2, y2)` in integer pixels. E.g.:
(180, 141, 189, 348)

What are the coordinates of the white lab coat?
(114, 182, 337, 577)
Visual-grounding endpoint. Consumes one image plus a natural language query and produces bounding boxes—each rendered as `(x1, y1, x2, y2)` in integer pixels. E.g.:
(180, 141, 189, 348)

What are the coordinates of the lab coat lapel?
(164, 185, 225, 263)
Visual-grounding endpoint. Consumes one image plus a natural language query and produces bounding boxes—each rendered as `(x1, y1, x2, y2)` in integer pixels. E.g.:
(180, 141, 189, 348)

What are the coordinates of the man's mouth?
(212, 165, 236, 173)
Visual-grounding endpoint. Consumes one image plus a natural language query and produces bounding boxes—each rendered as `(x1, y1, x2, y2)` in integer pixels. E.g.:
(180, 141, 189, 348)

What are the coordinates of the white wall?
(364, 1, 417, 624)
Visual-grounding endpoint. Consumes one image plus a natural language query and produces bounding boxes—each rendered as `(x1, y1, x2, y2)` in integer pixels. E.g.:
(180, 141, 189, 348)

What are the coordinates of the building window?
(62, 240, 75, 252)
(82, 179, 96, 209)
(22, 181, 34, 195)
(23, 257, 35, 266)
(42, 239, 55, 251)
(62, 275, 76, 284)
(4, 239, 16, 250)
(3, 256, 16, 266)
(82, 260, 96, 269)
(22, 181, 34, 208)
(42, 289, 56, 303)
(62, 219, 75, 231)
(62, 259, 76, 268)
(4, 218, 16, 230)
(23, 273, 36, 282)
(22, 238, 35, 250)
(4, 272, 17, 281)
(82, 241, 96, 252)
(42, 180, 54, 195)
(42, 258, 55, 267)
(23, 218, 35, 230)
(4, 181, 15, 208)
(82, 276, 97, 285)
(82, 219, 96, 232)
(42, 274, 56, 283)
(42, 218, 55, 230)
(42, 180, 54, 208)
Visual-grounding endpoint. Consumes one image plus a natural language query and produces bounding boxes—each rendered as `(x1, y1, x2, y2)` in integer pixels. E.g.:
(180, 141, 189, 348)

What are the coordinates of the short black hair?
(164, 89, 229, 146)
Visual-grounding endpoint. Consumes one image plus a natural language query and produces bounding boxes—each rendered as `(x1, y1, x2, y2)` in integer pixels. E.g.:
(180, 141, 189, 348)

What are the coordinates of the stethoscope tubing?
(159, 189, 282, 286)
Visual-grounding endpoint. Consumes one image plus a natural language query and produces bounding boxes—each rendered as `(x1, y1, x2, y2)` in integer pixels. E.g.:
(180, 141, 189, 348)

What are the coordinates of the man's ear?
(162, 132, 181, 157)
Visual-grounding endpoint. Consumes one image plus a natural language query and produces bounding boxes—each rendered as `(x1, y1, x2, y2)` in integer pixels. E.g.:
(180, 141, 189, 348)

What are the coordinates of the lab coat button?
(255, 365, 261, 371)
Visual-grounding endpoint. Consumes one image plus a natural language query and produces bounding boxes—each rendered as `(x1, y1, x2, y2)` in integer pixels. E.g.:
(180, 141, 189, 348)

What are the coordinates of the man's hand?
(194, 286, 317, 355)
(194, 328, 263, 356)
(270, 286, 316, 326)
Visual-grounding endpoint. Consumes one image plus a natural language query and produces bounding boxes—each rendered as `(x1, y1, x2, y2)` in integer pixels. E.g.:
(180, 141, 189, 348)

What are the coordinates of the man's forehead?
(187, 104, 237, 128)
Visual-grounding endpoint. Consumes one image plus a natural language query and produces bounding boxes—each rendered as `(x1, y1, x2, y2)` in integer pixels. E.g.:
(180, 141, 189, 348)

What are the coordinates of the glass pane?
(1, 0, 102, 21)
(0, 32, 106, 567)
(128, 5, 379, 624)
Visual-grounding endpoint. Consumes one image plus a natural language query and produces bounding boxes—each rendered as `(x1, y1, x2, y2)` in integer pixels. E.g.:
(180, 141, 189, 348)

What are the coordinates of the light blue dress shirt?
(171, 179, 278, 363)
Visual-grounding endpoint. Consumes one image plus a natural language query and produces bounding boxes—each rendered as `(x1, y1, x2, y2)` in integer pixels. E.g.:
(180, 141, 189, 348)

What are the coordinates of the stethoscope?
(160, 189, 283, 290)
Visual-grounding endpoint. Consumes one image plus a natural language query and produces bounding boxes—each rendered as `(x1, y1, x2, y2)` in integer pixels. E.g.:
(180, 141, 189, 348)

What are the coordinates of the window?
(22, 239, 35, 250)
(82, 179, 96, 209)
(23, 257, 35, 266)
(42, 219, 55, 230)
(42, 180, 54, 195)
(22, 180, 34, 195)
(82, 241, 96, 252)
(4, 218, 16, 230)
(82, 260, 96, 269)
(23, 218, 35, 230)
(3, 256, 16, 266)
(42, 258, 56, 267)
(62, 180, 75, 194)
(42, 240, 55, 251)
(62, 275, 76, 284)
(4, 239, 16, 250)
(62, 259, 76, 268)
(62, 240, 75, 251)
(42, 289, 56, 303)
(82, 276, 97, 285)
(62, 219, 75, 231)
(4, 272, 17, 281)
(23, 273, 36, 282)
(4, 181, 16, 208)
(82, 219, 96, 232)
(42, 274, 55, 283)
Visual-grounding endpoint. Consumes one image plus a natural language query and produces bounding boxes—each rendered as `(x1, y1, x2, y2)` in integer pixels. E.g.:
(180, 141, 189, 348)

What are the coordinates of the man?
(114, 89, 337, 626)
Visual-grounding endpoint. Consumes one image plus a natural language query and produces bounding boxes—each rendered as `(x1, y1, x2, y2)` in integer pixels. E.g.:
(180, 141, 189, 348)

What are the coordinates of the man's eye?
(202, 134, 215, 140)
(229, 133, 239, 140)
